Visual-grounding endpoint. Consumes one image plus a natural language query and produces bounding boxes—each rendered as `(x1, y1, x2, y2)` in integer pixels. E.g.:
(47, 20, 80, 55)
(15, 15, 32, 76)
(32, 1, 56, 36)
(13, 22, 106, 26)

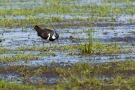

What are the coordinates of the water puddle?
(0, 0, 43, 9)
(0, 25, 135, 66)
(0, 74, 22, 84)
(0, 73, 60, 85)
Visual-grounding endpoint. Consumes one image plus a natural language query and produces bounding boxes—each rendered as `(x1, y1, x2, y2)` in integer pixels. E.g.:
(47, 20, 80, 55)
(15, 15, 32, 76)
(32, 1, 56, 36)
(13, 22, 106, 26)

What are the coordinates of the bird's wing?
(41, 32, 48, 39)
(43, 28, 54, 32)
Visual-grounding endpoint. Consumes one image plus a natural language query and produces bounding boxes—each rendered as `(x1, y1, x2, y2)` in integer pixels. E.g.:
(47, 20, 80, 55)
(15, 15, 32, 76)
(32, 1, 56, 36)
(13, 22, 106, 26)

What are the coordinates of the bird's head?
(34, 25, 40, 30)
(54, 32, 59, 39)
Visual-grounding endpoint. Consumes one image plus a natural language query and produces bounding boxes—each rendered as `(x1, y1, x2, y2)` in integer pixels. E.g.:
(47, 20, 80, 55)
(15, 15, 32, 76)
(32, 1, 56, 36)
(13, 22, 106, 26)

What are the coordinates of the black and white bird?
(34, 25, 59, 45)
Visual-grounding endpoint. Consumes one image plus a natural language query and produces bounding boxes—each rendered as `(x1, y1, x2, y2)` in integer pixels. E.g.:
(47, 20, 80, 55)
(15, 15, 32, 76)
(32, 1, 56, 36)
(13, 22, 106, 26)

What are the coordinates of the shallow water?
(0, 0, 43, 9)
(0, 25, 135, 66)
(1, 24, 135, 85)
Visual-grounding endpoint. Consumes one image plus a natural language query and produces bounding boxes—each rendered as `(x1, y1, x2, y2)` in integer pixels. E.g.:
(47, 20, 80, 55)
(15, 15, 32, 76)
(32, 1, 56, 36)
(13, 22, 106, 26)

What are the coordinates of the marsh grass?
(1, 60, 135, 89)
(0, 54, 38, 62)
(0, 41, 132, 62)
(79, 29, 133, 55)
(0, 46, 7, 54)
(0, 40, 132, 62)
(0, 0, 135, 89)
(17, 45, 76, 51)
(103, 0, 134, 3)
(0, 80, 35, 90)
(83, 41, 133, 55)
(0, 0, 135, 27)
(93, 42, 133, 54)
(37, 52, 56, 56)
(79, 29, 93, 55)
(0, 45, 78, 62)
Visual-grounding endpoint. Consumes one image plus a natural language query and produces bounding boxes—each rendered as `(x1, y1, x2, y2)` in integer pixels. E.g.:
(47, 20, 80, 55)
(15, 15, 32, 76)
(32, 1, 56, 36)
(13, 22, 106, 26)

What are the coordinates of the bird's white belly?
(47, 33, 50, 40)
(52, 34, 56, 39)
(47, 33, 56, 40)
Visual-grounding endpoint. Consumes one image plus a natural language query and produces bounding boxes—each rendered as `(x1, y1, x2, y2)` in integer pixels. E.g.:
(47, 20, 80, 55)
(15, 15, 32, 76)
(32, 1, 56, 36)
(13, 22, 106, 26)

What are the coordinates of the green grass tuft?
(79, 29, 133, 55)
(0, 80, 35, 90)
(79, 29, 93, 55)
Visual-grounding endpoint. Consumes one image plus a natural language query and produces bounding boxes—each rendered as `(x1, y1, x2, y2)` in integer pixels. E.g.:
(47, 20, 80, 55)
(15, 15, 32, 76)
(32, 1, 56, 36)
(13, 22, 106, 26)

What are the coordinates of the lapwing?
(34, 25, 59, 45)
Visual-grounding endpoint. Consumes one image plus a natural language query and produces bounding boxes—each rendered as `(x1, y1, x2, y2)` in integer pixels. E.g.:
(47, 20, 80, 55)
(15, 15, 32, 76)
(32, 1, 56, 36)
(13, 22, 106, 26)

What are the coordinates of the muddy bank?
(0, 61, 135, 86)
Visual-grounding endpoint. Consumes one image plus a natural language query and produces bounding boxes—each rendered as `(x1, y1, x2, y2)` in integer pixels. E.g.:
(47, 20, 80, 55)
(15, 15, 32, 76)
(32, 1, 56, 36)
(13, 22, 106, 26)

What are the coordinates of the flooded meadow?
(1, 0, 135, 89)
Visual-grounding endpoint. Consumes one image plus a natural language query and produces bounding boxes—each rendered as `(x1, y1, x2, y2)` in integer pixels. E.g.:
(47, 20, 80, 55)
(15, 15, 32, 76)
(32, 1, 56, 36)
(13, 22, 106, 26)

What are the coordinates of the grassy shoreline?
(1, 60, 135, 89)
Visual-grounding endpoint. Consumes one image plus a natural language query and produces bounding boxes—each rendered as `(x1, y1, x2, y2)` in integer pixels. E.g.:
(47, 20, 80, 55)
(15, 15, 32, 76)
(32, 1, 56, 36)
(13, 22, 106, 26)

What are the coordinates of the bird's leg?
(49, 41, 52, 47)
(42, 41, 44, 46)
(46, 39, 51, 46)
(41, 39, 45, 46)
(57, 39, 59, 45)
